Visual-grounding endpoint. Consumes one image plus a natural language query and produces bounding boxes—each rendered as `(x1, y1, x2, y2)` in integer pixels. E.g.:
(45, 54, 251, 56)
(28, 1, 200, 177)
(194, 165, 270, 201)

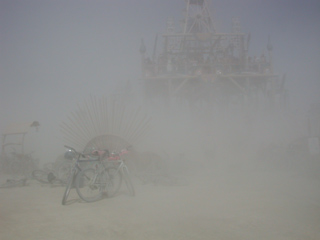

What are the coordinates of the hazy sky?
(1, 0, 320, 158)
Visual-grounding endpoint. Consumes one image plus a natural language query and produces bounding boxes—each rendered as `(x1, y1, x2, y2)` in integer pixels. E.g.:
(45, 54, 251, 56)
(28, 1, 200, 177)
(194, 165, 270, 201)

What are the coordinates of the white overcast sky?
(1, 0, 320, 156)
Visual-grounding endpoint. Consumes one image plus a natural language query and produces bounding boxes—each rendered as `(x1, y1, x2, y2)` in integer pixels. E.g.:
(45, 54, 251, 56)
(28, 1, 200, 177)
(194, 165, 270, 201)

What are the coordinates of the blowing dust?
(0, 104, 320, 240)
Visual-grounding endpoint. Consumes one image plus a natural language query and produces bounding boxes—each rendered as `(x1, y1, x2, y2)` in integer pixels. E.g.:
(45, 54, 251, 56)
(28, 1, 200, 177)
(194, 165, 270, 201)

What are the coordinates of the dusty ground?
(0, 165, 319, 240)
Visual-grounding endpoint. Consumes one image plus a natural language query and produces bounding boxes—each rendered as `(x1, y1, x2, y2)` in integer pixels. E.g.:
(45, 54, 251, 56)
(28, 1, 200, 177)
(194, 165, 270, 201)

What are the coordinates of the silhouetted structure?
(140, 0, 285, 112)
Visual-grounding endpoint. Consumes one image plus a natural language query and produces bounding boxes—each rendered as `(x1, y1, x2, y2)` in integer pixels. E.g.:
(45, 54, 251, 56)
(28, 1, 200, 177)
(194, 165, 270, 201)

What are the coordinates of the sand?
(0, 166, 319, 240)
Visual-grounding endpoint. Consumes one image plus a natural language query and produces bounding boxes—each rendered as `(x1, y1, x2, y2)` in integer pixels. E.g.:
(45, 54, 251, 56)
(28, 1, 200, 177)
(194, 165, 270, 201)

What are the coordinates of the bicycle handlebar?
(64, 145, 76, 152)
(64, 145, 87, 158)
(64, 145, 132, 161)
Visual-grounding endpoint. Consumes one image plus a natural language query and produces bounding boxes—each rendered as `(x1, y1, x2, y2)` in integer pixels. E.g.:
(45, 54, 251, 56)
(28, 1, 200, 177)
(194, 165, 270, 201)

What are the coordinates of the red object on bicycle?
(119, 149, 129, 155)
(108, 155, 120, 161)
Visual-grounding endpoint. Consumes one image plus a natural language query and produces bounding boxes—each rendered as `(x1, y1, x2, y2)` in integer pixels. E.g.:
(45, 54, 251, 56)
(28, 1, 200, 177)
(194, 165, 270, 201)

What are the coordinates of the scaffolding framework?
(140, 0, 285, 112)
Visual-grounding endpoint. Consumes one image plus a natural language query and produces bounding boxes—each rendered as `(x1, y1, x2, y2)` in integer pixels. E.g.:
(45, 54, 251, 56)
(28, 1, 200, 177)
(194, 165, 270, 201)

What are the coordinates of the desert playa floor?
(0, 165, 319, 240)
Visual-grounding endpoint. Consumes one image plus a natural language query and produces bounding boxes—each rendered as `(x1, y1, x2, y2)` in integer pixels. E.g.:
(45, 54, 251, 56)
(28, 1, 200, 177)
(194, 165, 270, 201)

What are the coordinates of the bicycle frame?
(108, 159, 128, 175)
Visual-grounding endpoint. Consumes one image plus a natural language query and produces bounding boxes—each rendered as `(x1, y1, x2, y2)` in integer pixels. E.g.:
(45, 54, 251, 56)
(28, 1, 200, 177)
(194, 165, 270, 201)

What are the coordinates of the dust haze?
(1, 0, 320, 239)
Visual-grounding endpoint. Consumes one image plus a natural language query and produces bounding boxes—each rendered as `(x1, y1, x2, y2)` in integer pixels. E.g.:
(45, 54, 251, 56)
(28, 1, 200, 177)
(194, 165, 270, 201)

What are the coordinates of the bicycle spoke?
(75, 168, 104, 202)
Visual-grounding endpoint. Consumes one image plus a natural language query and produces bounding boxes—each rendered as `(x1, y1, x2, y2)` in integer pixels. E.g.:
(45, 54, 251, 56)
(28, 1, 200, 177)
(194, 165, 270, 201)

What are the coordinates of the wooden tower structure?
(140, 0, 285, 113)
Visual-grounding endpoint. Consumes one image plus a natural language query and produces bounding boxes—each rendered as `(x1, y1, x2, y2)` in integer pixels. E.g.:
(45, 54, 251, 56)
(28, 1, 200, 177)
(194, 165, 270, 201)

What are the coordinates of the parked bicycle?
(61, 145, 102, 205)
(75, 146, 134, 203)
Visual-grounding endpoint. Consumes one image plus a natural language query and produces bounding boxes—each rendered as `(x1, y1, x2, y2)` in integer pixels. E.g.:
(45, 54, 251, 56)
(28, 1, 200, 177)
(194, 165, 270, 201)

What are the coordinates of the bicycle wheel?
(123, 167, 135, 196)
(75, 168, 104, 202)
(32, 169, 50, 184)
(105, 167, 122, 197)
(62, 171, 75, 205)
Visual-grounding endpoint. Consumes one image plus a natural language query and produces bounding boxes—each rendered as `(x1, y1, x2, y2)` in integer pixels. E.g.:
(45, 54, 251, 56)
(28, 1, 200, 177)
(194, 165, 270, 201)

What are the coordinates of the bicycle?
(32, 163, 66, 185)
(74, 149, 121, 203)
(75, 147, 134, 203)
(61, 145, 101, 205)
